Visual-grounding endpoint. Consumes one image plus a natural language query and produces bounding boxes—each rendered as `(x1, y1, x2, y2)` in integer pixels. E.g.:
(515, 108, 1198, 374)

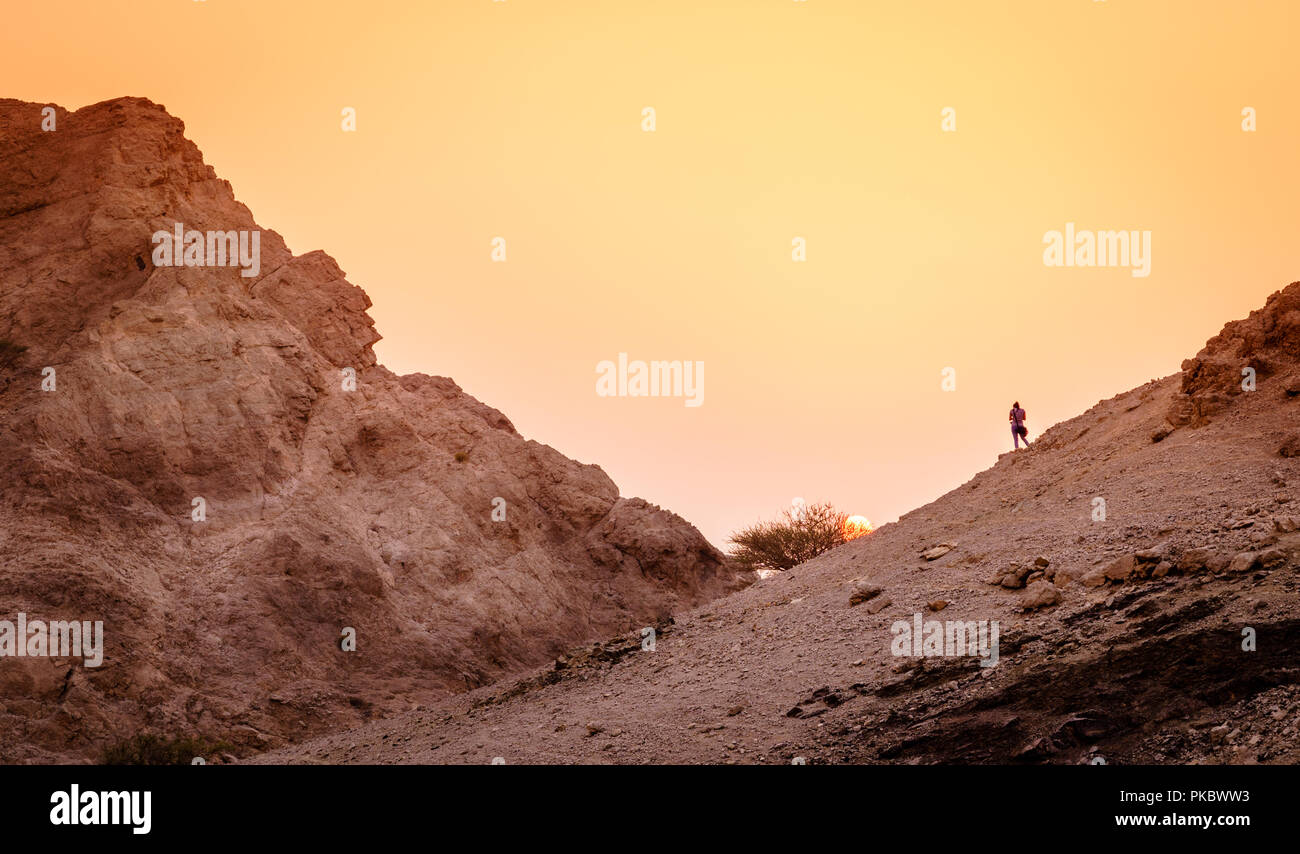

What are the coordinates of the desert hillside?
(0, 97, 749, 764)
(260, 283, 1300, 764)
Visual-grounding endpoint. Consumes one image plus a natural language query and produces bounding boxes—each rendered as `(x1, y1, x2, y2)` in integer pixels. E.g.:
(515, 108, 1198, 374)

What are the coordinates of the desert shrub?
(727, 501, 849, 571)
(100, 733, 232, 766)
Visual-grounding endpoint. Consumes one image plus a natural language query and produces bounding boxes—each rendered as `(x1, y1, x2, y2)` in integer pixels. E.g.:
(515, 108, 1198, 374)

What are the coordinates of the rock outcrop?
(0, 97, 749, 763)
(1167, 284, 1300, 427)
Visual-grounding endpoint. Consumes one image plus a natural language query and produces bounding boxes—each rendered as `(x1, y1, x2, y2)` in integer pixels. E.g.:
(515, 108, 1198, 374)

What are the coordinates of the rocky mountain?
(0, 97, 749, 763)
(260, 283, 1300, 765)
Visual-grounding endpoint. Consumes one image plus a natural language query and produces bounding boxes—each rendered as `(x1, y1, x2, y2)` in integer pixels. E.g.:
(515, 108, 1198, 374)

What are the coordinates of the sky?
(3, 0, 1297, 546)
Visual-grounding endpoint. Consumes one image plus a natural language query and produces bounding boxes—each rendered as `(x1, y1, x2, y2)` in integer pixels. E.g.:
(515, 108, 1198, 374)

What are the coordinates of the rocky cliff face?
(0, 97, 748, 763)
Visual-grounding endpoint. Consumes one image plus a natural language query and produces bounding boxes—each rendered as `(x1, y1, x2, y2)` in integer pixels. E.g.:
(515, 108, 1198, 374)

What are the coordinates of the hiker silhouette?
(1009, 401, 1029, 449)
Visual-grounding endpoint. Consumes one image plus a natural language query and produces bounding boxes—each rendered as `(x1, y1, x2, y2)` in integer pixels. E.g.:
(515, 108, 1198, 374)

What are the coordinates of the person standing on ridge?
(1009, 401, 1029, 449)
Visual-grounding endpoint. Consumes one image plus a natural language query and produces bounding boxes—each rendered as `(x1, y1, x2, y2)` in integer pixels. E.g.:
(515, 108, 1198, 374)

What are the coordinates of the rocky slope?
(0, 97, 749, 763)
(260, 284, 1300, 764)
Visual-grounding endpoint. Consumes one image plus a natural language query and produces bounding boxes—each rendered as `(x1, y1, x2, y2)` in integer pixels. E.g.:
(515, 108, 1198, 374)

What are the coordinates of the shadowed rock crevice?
(848, 616, 1300, 764)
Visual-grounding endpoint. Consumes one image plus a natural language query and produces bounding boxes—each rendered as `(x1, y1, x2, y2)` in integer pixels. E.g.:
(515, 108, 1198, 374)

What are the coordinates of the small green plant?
(100, 733, 233, 766)
(727, 501, 849, 571)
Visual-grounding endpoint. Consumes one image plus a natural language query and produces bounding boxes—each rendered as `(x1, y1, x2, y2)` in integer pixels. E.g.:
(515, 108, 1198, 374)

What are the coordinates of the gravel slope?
(256, 284, 1300, 765)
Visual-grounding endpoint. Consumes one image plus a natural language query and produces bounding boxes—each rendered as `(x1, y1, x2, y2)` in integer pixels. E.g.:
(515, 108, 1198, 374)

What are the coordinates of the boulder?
(1259, 548, 1287, 569)
(848, 580, 884, 607)
(1079, 568, 1109, 588)
(1228, 552, 1261, 573)
(1102, 554, 1137, 582)
(1052, 566, 1079, 586)
(1022, 581, 1062, 610)
(1176, 548, 1212, 573)
(1134, 547, 1166, 563)
(991, 563, 1033, 589)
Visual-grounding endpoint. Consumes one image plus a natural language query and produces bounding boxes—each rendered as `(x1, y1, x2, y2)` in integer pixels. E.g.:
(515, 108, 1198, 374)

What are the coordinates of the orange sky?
(4, 0, 1298, 545)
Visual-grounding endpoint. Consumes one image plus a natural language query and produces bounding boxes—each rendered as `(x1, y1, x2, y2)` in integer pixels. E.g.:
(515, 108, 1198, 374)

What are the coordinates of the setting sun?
(843, 515, 875, 541)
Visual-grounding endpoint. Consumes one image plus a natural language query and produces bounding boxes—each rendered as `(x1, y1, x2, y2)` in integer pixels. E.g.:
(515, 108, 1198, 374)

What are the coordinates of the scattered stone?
(1134, 547, 1165, 563)
(864, 596, 892, 615)
(1049, 567, 1068, 585)
(927, 600, 948, 612)
(995, 563, 1032, 589)
(1177, 548, 1211, 573)
(727, 705, 744, 717)
(1102, 554, 1136, 582)
(1281, 434, 1300, 458)
(1033, 556, 1051, 569)
(1258, 548, 1286, 569)
(1165, 395, 1195, 426)
(1151, 424, 1173, 443)
(1015, 736, 1055, 760)
(922, 544, 954, 561)
(1228, 552, 1261, 574)
(848, 580, 883, 607)
(1021, 581, 1062, 610)
(1079, 568, 1108, 588)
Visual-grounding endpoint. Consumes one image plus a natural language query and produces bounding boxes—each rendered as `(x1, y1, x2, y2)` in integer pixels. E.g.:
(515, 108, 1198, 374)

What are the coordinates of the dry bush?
(101, 733, 233, 765)
(727, 501, 848, 571)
